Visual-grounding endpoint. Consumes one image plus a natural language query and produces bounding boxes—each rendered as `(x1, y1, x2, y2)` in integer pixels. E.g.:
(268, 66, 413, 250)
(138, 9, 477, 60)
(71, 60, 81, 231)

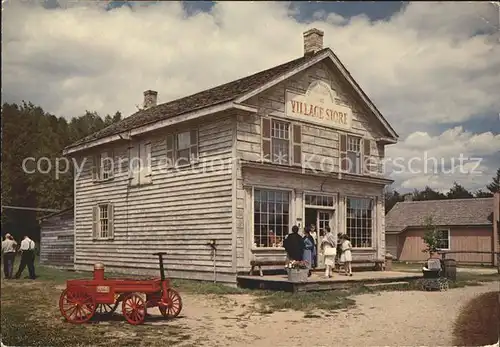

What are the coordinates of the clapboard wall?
(40, 208, 75, 268)
(73, 111, 237, 283)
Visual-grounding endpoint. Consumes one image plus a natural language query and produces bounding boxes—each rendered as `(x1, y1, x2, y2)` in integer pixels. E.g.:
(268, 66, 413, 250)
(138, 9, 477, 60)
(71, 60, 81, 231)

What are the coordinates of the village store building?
(63, 29, 398, 284)
(385, 195, 500, 266)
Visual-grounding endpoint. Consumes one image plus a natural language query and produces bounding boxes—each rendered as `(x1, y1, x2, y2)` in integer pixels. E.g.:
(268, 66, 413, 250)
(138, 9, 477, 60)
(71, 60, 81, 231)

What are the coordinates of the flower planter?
(286, 268, 309, 282)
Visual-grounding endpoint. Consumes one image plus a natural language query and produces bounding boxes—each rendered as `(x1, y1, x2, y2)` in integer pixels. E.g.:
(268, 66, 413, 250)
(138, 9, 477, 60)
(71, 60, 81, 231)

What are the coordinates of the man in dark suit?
(283, 225, 305, 261)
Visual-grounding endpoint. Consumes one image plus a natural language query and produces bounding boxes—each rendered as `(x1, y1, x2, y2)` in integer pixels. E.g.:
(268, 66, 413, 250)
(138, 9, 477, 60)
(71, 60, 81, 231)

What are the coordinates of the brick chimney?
(303, 28, 324, 55)
(143, 90, 158, 109)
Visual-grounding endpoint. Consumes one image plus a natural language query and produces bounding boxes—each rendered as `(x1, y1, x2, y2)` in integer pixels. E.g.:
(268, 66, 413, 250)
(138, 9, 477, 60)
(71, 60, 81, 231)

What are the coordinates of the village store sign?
(285, 80, 353, 130)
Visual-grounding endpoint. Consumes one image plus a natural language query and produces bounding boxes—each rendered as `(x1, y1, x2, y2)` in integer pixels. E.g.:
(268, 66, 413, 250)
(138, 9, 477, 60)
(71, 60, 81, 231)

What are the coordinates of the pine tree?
(486, 168, 500, 194)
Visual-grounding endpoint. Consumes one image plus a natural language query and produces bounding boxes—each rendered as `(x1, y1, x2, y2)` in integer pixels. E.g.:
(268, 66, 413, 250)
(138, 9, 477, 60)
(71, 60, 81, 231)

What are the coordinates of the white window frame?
(92, 203, 114, 240)
(270, 120, 290, 165)
(345, 196, 375, 249)
(129, 141, 152, 186)
(93, 151, 114, 182)
(435, 228, 451, 251)
(252, 187, 291, 249)
(346, 135, 362, 175)
(167, 129, 199, 168)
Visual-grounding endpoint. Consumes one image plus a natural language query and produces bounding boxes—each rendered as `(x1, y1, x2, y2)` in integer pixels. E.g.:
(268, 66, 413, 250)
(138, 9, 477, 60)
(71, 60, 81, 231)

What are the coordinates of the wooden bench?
(249, 260, 286, 277)
(336, 259, 385, 271)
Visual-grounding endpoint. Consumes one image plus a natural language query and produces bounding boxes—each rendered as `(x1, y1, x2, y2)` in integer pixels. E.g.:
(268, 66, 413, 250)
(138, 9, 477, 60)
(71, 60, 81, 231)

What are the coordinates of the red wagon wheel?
(159, 289, 182, 319)
(95, 303, 117, 315)
(122, 293, 146, 325)
(59, 288, 96, 324)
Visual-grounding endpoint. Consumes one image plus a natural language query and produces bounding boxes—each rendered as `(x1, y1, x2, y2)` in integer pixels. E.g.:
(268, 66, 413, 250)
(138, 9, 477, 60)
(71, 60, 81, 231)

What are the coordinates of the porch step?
(364, 281, 410, 288)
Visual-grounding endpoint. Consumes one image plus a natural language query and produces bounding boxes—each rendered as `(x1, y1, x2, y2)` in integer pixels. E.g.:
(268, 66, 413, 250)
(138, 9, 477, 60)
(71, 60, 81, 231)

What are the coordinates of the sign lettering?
(285, 80, 352, 130)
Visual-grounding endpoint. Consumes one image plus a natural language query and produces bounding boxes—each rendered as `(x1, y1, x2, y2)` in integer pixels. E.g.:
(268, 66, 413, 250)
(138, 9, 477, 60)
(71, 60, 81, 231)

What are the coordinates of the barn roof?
(38, 207, 74, 223)
(385, 198, 494, 232)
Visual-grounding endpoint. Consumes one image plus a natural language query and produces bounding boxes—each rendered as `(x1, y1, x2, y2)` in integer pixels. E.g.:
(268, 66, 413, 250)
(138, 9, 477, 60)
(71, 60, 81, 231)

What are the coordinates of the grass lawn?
(1, 257, 499, 346)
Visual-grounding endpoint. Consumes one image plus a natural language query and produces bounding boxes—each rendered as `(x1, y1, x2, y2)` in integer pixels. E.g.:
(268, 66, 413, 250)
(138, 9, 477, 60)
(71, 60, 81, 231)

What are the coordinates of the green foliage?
(486, 168, 500, 194)
(421, 216, 439, 256)
(447, 182, 473, 199)
(1, 102, 122, 242)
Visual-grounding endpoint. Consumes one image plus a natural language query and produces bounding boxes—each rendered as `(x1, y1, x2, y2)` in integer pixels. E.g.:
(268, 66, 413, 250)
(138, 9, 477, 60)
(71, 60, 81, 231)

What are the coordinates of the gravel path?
(164, 281, 499, 347)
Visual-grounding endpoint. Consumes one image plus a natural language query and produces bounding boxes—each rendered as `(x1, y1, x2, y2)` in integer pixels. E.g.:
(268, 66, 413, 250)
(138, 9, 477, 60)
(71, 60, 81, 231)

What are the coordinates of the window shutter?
(190, 129, 198, 161)
(292, 124, 302, 165)
(166, 134, 175, 167)
(129, 145, 139, 186)
(92, 205, 99, 239)
(141, 142, 152, 184)
(91, 155, 98, 181)
(339, 133, 347, 172)
(363, 139, 372, 175)
(261, 118, 271, 162)
(107, 203, 114, 239)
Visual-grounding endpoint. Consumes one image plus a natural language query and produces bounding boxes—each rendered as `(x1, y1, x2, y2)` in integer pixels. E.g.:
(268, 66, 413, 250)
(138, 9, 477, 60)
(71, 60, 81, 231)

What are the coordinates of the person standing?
(14, 235, 36, 280)
(302, 227, 315, 276)
(340, 234, 353, 276)
(320, 227, 337, 278)
(2, 233, 17, 279)
(283, 225, 305, 261)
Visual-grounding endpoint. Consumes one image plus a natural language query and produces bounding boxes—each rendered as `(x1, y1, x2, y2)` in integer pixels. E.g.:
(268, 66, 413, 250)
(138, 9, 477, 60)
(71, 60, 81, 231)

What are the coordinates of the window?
(346, 197, 373, 248)
(92, 203, 114, 239)
(253, 189, 290, 248)
(92, 151, 113, 181)
(435, 229, 450, 250)
(346, 136, 361, 174)
(304, 194, 335, 207)
(271, 120, 290, 164)
(262, 118, 302, 166)
(166, 129, 198, 167)
(130, 141, 152, 186)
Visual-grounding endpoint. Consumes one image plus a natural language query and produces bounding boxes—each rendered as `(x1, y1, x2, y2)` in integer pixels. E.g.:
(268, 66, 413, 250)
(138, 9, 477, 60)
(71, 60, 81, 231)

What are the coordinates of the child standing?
(340, 234, 353, 276)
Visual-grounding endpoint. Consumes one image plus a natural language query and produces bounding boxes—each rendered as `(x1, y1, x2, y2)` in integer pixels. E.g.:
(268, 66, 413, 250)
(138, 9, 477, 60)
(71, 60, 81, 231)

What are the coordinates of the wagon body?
(59, 253, 182, 325)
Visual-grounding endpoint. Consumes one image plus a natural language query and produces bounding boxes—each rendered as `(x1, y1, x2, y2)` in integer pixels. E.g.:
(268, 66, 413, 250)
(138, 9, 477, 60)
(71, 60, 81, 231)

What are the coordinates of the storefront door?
(316, 210, 333, 269)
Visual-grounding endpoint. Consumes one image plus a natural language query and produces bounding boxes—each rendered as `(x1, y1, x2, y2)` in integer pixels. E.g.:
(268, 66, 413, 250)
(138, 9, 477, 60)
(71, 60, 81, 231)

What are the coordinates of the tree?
(412, 186, 446, 201)
(384, 187, 404, 213)
(474, 189, 493, 198)
(446, 182, 473, 199)
(486, 168, 500, 194)
(421, 216, 440, 257)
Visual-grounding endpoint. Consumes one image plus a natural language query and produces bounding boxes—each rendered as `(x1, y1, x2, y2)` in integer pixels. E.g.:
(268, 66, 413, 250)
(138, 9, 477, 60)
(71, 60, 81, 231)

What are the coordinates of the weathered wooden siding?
(236, 166, 385, 271)
(40, 209, 74, 268)
(74, 112, 237, 283)
(237, 61, 387, 172)
(398, 227, 495, 264)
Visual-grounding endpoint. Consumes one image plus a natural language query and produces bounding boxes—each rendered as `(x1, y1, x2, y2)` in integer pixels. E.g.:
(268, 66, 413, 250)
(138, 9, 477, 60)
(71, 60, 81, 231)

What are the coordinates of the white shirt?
(20, 238, 35, 251)
(1, 239, 17, 253)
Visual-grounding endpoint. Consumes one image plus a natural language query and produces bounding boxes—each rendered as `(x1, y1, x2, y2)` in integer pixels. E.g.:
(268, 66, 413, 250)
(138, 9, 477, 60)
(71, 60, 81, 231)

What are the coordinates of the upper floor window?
(92, 151, 113, 181)
(346, 136, 361, 174)
(262, 118, 301, 166)
(92, 203, 114, 240)
(130, 141, 152, 186)
(166, 129, 198, 167)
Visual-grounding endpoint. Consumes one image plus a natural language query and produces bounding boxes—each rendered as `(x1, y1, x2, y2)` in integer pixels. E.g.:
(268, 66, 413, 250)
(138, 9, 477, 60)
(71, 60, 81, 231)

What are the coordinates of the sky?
(2, 0, 499, 194)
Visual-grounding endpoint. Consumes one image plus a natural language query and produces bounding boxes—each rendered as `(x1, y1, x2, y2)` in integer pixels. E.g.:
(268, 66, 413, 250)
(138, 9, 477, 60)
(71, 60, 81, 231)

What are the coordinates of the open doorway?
(304, 208, 334, 269)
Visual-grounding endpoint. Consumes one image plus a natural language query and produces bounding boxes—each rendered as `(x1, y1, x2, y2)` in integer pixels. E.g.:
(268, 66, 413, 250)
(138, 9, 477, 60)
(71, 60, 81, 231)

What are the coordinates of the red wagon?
(59, 252, 182, 325)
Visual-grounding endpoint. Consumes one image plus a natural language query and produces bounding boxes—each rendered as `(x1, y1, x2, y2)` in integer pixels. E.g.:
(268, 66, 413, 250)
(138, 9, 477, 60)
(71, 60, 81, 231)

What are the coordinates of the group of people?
(1, 233, 37, 280)
(283, 224, 353, 278)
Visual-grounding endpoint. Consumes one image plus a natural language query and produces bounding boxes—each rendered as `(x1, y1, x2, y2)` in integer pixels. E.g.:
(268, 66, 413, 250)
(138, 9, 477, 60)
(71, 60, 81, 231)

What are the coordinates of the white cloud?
(1, 0, 499, 192)
(386, 127, 500, 192)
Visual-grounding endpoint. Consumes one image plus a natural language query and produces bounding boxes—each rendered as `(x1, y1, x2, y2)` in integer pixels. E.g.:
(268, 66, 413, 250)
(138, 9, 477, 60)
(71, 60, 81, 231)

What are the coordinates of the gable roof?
(385, 198, 494, 232)
(65, 46, 398, 153)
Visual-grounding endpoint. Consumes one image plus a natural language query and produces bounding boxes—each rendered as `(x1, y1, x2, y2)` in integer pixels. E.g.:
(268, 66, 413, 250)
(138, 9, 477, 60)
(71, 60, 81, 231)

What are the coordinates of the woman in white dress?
(340, 234, 353, 276)
(320, 227, 337, 278)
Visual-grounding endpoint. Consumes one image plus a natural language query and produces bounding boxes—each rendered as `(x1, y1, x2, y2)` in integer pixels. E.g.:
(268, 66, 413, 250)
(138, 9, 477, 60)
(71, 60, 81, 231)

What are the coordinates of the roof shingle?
(385, 198, 494, 232)
(66, 49, 329, 150)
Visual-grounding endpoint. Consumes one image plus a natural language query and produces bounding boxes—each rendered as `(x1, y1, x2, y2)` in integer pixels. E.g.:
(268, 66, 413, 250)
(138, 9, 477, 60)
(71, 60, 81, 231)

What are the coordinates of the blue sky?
(3, 1, 499, 193)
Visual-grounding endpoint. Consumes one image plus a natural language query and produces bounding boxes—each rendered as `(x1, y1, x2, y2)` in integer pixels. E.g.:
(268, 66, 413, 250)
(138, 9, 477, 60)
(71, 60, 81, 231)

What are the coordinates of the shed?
(39, 207, 74, 268)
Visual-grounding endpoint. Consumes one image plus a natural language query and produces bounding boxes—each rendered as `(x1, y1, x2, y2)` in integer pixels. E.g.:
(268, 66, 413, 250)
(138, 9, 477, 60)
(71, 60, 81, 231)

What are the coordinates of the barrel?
(443, 259, 457, 281)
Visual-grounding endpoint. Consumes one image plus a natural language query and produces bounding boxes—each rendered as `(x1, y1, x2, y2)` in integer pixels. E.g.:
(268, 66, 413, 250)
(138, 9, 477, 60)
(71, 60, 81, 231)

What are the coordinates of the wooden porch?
(237, 270, 422, 292)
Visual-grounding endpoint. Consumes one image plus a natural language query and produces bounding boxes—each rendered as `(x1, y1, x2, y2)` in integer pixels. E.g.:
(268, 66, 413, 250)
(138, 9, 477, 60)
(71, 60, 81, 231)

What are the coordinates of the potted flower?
(285, 260, 309, 282)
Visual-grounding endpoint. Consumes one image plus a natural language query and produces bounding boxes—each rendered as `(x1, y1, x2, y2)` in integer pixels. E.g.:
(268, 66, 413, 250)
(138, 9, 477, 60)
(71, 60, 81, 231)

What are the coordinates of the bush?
(452, 291, 500, 346)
